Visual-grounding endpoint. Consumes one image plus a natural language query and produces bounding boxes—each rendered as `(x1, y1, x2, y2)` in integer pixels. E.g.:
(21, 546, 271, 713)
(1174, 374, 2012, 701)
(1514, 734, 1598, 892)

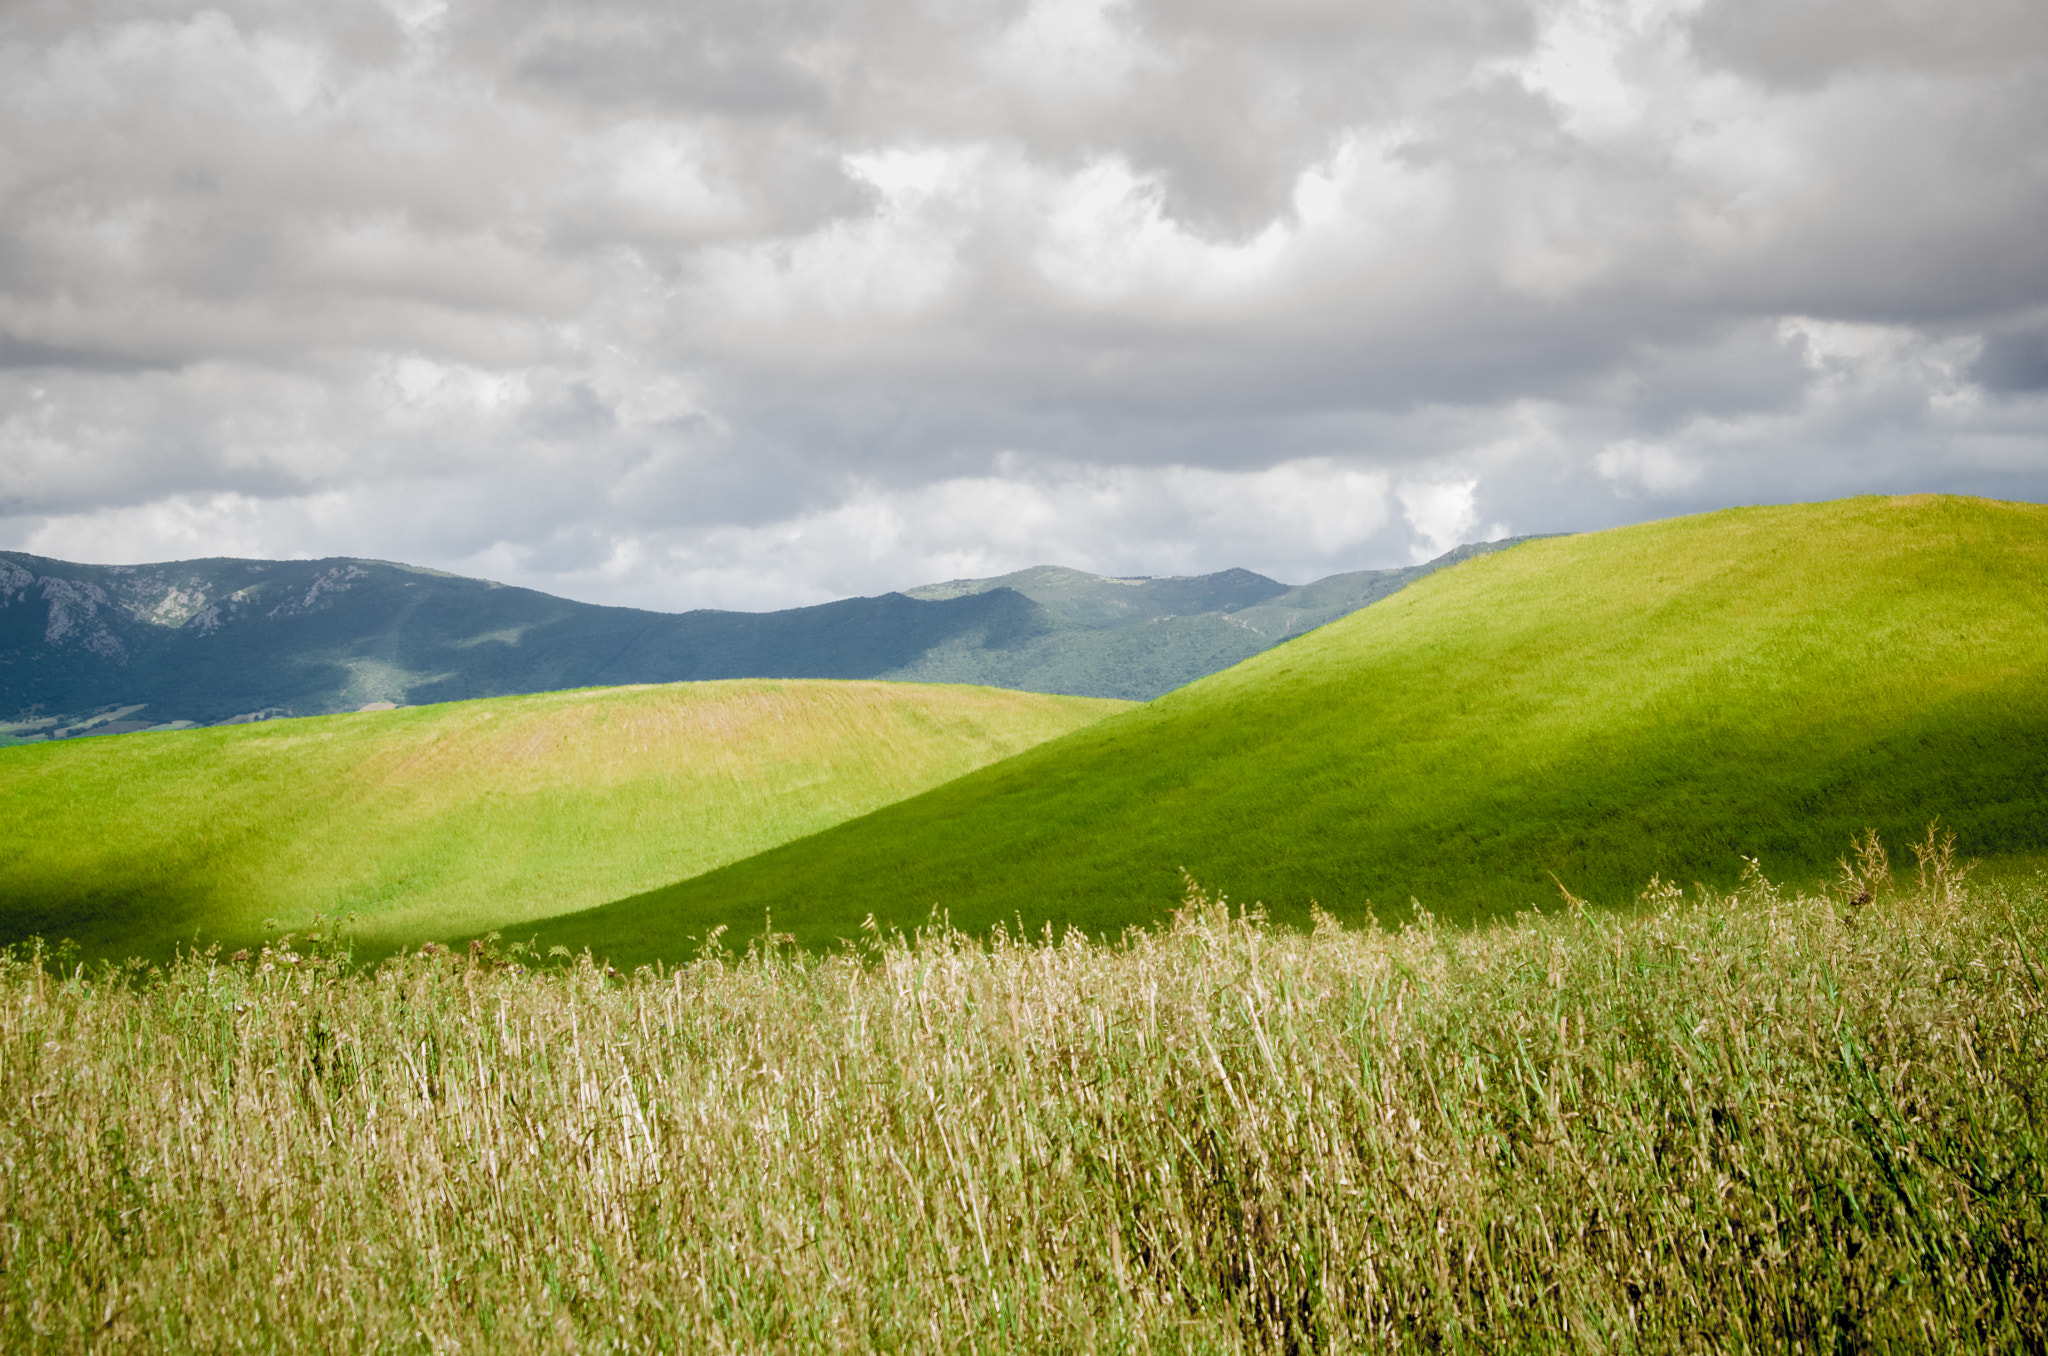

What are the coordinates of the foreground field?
(0, 680, 1124, 959)
(5, 855, 2042, 1351)
(535, 494, 2048, 962)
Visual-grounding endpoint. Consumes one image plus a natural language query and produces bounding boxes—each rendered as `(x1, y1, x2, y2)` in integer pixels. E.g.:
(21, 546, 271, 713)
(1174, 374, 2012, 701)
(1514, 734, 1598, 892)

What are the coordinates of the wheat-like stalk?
(2, 856, 2044, 1351)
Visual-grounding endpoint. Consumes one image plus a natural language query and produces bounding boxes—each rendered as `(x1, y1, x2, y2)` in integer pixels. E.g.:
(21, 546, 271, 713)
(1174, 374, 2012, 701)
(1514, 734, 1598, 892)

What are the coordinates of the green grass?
(4, 868, 2043, 1350)
(0, 680, 1125, 960)
(528, 495, 2048, 965)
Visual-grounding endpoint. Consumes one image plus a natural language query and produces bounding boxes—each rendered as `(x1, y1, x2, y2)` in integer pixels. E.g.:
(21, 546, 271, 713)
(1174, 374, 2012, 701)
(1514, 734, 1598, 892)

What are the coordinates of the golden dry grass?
(3, 847, 2042, 1351)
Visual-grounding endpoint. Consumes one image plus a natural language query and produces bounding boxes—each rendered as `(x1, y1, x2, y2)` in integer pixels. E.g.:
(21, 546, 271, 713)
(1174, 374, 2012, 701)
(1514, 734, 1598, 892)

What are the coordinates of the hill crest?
(515, 495, 2048, 966)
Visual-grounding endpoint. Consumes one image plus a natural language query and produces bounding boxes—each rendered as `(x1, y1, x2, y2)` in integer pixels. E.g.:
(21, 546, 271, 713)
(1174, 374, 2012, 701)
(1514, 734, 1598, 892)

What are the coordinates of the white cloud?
(1594, 439, 1701, 496)
(1397, 479, 1481, 561)
(1511, 0, 1654, 138)
(17, 489, 362, 566)
(990, 0, 1147, 98)
(1034, 156, 1296, 306)
(569, 457, 1406, 609)
(0, 0, 2044, 609)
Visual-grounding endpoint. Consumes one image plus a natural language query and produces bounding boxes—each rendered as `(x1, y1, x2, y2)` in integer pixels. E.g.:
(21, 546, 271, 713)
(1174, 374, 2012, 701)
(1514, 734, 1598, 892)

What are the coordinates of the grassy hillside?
(527, 495, 2048, 965)
(0, 680, 1125, 960)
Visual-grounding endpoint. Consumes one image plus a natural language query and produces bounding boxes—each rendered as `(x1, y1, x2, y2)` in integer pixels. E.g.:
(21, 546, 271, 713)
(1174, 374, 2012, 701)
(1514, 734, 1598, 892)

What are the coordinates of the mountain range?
(0, 540, 1533, 736)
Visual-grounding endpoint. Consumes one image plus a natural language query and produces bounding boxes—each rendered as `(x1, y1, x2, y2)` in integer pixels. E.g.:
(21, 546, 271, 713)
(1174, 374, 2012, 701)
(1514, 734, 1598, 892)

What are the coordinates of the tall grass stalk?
(3, 869, 2045, 1351)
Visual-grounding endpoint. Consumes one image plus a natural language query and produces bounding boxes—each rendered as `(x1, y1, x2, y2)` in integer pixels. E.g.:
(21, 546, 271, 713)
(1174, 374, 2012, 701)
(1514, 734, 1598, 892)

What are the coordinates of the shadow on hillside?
(0, 870, 244, 965)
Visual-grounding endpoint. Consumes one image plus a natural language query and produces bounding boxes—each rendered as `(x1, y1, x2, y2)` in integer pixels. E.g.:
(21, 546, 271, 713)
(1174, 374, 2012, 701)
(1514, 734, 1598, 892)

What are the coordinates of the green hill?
(0, 680, 1126, 961)
(523, 496, 2048, 966)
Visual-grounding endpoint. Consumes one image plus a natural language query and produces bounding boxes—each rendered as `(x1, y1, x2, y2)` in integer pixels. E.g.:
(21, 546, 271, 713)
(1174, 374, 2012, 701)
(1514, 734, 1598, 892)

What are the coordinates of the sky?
(1, 0, 2045, 612)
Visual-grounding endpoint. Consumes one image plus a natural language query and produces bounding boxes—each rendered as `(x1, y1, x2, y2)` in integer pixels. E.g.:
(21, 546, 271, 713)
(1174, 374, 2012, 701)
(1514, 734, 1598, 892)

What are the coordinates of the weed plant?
(2, 851, 2044, 1351)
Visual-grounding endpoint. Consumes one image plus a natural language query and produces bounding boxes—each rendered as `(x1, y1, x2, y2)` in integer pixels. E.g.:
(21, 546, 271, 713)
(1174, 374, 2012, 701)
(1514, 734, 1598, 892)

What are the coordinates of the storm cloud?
(2, 0, 2044, 608)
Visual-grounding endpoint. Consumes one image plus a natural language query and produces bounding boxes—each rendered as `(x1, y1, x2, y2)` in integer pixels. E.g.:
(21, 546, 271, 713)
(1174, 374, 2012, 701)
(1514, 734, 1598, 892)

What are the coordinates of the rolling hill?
(520, 495, 2048, 966)
(0, 539, 1529, 733)
(0, 679, 1126, 961)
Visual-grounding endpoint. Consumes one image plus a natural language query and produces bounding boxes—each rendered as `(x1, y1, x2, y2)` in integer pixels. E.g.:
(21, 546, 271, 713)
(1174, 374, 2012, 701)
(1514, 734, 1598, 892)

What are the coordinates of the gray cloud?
(0, 0, 2044, 610)
(1974, 326, 2048, 394)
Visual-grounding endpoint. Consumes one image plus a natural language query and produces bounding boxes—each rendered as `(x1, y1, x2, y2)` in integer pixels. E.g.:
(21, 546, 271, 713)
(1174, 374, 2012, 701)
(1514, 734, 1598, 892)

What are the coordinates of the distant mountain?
(886, 541, 1541, 697)
(0, 539, 1538, 736)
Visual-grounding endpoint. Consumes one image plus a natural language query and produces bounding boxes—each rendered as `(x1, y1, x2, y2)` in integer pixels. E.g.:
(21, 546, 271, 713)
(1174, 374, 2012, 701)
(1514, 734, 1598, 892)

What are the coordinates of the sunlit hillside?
(528, 495, 2048, 964)
(0, 680, 1126, 959)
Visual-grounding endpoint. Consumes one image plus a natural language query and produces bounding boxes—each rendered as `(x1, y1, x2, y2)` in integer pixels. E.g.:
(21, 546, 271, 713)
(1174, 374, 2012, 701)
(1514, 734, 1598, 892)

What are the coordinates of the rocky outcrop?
(271, 564, 368, 618)
(39, 577, 126, 660)
(0, 559, 33, 604)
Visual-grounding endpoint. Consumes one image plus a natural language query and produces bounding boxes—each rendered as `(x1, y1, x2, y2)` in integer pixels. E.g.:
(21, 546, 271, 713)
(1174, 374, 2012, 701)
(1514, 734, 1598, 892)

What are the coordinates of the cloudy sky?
(2, 0, 2045, 611)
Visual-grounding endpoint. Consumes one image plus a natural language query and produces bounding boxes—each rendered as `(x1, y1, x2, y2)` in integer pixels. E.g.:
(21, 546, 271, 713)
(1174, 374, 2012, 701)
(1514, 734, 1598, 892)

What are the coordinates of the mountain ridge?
(0, 538, 1538, 733)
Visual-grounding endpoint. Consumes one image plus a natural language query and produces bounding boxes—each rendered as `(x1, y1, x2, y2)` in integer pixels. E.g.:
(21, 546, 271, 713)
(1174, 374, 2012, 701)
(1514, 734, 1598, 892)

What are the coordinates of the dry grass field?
(3, 834, 2041, 1352)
